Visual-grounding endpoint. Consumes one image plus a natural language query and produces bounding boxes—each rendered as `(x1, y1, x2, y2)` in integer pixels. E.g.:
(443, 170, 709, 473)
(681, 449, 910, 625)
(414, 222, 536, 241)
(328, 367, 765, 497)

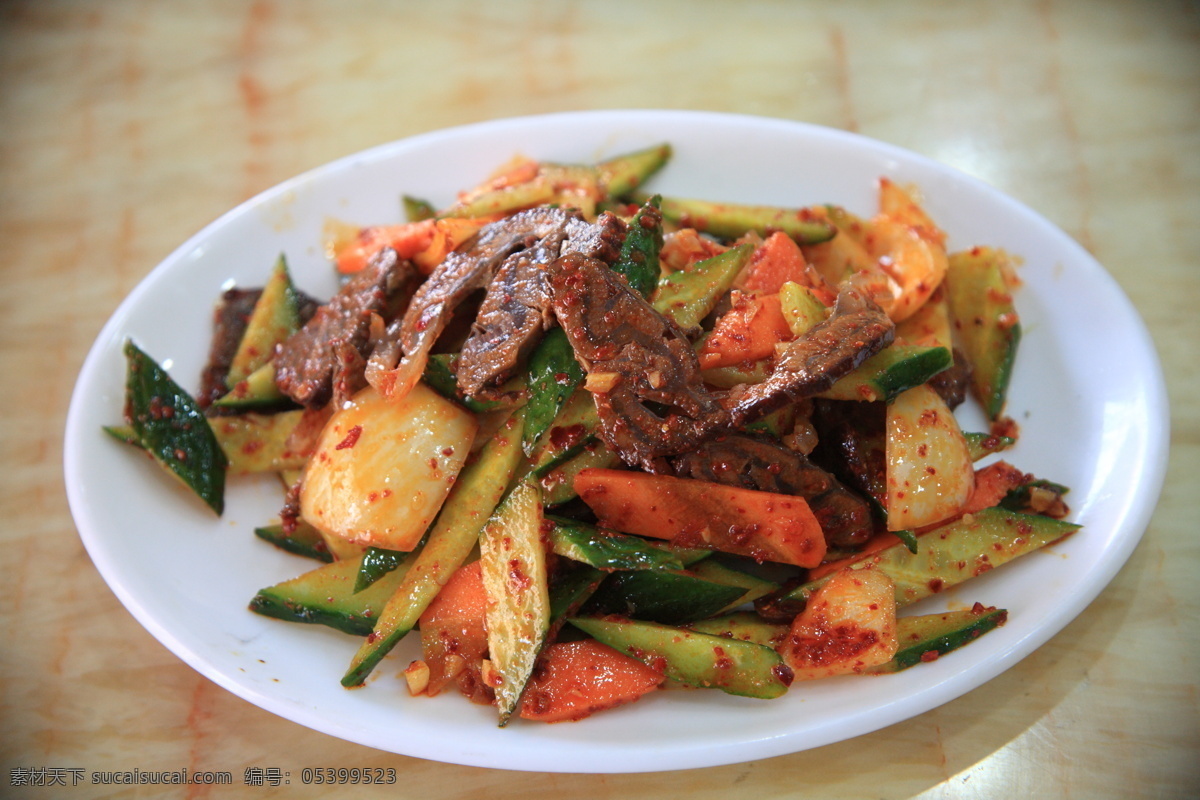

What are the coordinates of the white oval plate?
(64, 110, 1168, 773)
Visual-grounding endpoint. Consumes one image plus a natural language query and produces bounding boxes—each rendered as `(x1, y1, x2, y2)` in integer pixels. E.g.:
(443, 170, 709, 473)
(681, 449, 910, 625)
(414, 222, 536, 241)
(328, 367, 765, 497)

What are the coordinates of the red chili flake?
(441, 447, 455, 457)
(335, 425, 363, 450)
(920, 650, 940, 663)
(173, 448, 188, 462)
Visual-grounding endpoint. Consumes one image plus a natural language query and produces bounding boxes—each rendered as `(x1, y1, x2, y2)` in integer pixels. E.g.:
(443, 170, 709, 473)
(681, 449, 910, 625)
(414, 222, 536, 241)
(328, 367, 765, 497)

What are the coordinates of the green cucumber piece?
(964, 431, 1016, 461)
(547, 517, 688, 571)
(479, 481, 551, 725)
(764, 507, 1079, 614)
(119, 340, 227, 514)
(646, 195, 836, 244)
(688, 611, 786, 648)
(522, 328, 585, 455)
(689, 560, 779, 613)
(528, 386, 601, 472)
(611, 195, 663, 300)
(342, 408, 526, 687)
(248, 553, 411, 636)
(817, 345, 953, 403)
(254, 521, 332, 562)
(209, 409, 307, 475)
(441, 176, 557, 219)
(403, 194, 437, 222)
(570, 616, 791, 699)
(212, 361, 287, 410)
(227, 254, 301, 387)
(945, 248, 1021, 420)
(353, 546, 408, 593)
(422, 353, 524, 413)
(581, 569, 747, 625)
(596, 143, 672, 199)
(652, 243, 753, 334)
(537, 441, 620, 506)
(866, 606, 1008, 673)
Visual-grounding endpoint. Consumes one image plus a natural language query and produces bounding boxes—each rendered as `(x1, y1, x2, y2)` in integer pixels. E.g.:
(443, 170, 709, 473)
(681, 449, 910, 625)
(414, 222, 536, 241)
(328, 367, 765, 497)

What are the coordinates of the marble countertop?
(3, 0, 1197, 796)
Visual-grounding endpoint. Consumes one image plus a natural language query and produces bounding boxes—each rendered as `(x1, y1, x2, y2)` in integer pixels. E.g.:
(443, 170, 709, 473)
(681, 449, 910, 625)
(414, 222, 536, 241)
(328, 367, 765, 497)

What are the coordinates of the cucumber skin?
(764, 507, 1080, 615)
(249, 556, 408, 636)
(121, 340, 227, 514)
(569, 616, 791, 699)
(254, 523, 332, 563)
(868, 606, 1008, 673)
(581, 570, 747, 626)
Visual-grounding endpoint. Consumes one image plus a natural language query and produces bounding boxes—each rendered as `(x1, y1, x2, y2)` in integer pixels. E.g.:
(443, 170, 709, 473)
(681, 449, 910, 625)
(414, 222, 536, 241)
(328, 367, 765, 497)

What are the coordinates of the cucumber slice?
(964, 431, 1016, 461)
(479, 481, 551, 725)
(353, 546, 408, 593)
(547, 517, 689, 571)
(212, 361, 287, 410)
(119, 340, 227, 514)
(522, 328, 585, 456)
(945, 247, 1021, 420)
(596, 143, 672, 199)
(817, 344, 952, 403)
(687, 611, 786, 648)
(764, 507, 1079, 614)
(254, 521, 332, 562)
(208, 409, 307, 475)
(580, 570, 746, 625)
(570, 616, 792, 699)
(866, 606, 1008, 673)
(652, 243, 752, 334)
(248, 553, 411, 636)
(226, 254, 301, 387)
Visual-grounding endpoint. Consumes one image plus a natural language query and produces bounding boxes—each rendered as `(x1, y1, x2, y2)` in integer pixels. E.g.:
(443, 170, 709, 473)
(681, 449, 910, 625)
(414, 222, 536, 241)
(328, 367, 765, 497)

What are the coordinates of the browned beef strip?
(548, 252, 729, 470)
(368, 207, 583, 385)
(455, 212, 628, 400)
(274, 247, 417, 407)
(928, 346, 971, 409)
(198, 287, 261, 409)
(671, 433, 875, 548)
(198, 287, 319, 410)
(723, 287, 896, 426)
(809, 398, 888, 512)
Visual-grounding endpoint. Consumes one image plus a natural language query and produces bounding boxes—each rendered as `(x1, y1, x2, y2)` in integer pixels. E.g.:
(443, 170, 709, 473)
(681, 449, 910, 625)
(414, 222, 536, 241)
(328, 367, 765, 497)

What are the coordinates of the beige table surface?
(2, 1, 1197, 797)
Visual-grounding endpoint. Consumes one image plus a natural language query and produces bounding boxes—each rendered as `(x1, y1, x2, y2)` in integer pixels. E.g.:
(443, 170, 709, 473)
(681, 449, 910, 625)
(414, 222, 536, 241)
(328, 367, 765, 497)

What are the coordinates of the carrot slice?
(418, 560, 489, 698)
(519, 639, 663, 723)
(334, 220, 436, 275)
(696, 291, 793, 370)
(574, 468, 826, 568)
(741, 231, 810, 294)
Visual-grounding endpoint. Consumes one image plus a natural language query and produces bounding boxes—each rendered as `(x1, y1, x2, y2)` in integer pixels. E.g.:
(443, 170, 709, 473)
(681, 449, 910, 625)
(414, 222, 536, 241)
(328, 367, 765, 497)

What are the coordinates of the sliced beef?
(810, 398, 888, 512)
(198, 287, 261, 409)
(455, 212, 628, 400)
(724, 287, 895, 426)
(274, 247, 417, 407)
(548, 252, 728, 470)
(928, 346, 971, 409)
(367, 207, 584, 400)
(671, 433, 875, 548)
(198, 286, 319, 410)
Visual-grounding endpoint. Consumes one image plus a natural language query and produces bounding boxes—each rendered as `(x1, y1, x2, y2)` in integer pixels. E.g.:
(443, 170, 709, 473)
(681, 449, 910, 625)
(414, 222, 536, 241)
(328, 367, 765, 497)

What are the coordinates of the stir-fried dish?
(108, 143, 1077, 725)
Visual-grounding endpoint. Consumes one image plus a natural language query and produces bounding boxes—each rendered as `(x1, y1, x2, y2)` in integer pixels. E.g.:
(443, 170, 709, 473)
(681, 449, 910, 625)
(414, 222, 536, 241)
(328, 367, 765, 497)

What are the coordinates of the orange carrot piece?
(412, 217, 497, 274)
(741, 231, 810, 294)
(697, 291, 794, 370)
(519, 639, 663, 723)
(574, 468, 826, 568)
(418, 560, 489, 697)
(335, 220, 436, 274)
